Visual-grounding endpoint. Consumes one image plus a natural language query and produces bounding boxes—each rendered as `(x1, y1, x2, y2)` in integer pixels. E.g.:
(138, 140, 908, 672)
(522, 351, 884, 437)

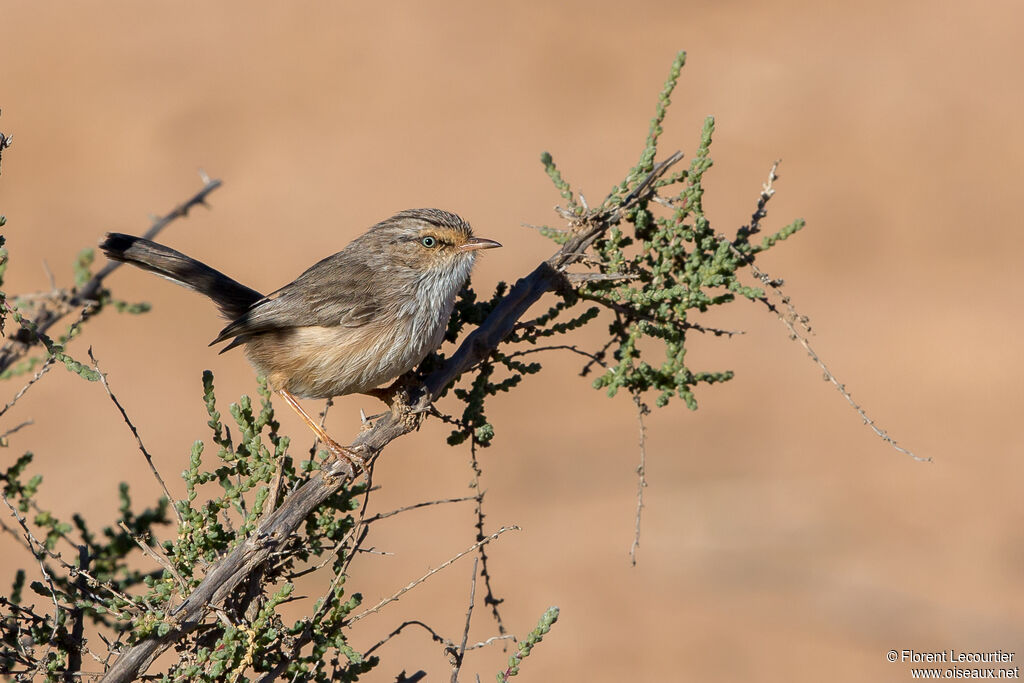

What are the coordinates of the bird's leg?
(277, 389, 366, 472)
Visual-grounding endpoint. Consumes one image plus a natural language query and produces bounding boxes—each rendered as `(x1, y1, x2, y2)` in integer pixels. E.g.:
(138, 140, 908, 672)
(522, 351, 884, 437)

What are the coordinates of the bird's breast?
(245, 270, 463, 399)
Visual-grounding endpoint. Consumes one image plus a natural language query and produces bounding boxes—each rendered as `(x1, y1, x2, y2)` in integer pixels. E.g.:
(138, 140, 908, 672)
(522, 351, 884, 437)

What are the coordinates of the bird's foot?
(320, 437, 368, 476)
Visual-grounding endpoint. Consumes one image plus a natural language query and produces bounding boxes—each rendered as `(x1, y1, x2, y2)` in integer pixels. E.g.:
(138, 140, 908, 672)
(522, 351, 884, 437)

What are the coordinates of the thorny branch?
(468, 438, 507, 639)
(449, 557, 479, 683)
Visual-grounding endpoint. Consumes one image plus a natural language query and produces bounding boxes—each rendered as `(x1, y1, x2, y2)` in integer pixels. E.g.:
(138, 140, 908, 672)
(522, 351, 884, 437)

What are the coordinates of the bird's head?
(358, 208, 501, 282)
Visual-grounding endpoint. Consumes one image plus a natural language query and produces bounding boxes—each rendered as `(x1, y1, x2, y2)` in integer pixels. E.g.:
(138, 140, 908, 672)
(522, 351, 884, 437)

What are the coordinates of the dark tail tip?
(99, 232, 137, 260)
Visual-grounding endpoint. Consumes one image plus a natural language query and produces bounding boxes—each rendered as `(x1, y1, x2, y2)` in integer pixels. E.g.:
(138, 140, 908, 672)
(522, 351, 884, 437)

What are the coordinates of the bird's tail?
(99, 233, 264, 320)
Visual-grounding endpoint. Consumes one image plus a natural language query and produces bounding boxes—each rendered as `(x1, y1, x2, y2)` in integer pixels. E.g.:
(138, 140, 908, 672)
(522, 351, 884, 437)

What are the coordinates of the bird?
(99, 208, 501, 468)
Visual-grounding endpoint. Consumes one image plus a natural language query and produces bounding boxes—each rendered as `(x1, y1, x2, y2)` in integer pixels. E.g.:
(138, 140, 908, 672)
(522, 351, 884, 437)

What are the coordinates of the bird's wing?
(210, 251, 381, 347)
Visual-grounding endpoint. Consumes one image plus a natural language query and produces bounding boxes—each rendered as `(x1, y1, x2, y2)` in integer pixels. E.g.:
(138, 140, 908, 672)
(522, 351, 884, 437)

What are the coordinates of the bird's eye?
(421, 236, 438, 248)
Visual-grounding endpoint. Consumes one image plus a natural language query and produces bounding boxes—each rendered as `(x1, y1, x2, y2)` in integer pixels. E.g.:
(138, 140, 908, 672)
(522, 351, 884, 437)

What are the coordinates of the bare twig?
(466, 634, 517, 651)
(362, 620, 515, 662)
(363, 620, 453, 658)
(281, 522, 367, 581)
(90, 349, 184, 525)
(450, 557, 479, 683)
(467, 440, 507, 638)
(0, 418, 34, 441)
(733, 160, 810, 335)
(738, 159, 780, 240)
(629, 398, 649, 566)
(349, 526, 517, 625)
(0, 357, 55, 419)
(684, 321, 746, 337)
(263, 459, 287, 522)
(361, 495, 476, 524)
(501, 344, 607, 368)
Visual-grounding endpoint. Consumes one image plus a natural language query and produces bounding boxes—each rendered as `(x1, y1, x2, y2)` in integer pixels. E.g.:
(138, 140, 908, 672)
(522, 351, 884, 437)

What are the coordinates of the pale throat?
(402, 254, 475, 347)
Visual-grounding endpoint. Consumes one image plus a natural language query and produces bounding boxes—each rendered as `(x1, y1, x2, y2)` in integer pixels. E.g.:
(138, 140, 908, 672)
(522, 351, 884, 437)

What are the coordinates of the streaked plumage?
(100, 208, 499, 399)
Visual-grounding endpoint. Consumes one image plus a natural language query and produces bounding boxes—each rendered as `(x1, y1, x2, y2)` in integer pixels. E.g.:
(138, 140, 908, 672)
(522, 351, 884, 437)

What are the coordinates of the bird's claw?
(323, 440, 368, 477)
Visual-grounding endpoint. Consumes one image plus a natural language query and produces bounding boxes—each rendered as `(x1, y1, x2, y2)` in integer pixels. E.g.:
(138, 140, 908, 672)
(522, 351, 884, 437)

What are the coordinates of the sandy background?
(2, 1, 1023, 681)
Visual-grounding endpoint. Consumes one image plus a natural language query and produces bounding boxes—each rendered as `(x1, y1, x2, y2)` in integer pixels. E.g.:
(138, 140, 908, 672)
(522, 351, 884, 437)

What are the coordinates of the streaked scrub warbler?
(100, 208, 501, 467)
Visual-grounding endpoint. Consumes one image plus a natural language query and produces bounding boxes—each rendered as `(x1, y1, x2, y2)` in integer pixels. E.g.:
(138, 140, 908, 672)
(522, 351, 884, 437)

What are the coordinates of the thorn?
(198, 168, 211, 185)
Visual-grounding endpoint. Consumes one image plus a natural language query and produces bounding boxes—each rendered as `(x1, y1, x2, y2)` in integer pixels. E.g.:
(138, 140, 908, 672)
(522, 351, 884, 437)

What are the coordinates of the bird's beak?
(459, 237, 502, 252)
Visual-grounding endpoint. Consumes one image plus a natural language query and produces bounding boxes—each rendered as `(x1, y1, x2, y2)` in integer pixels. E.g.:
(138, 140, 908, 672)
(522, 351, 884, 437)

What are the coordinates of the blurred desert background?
(2, 1, 1023, 681)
